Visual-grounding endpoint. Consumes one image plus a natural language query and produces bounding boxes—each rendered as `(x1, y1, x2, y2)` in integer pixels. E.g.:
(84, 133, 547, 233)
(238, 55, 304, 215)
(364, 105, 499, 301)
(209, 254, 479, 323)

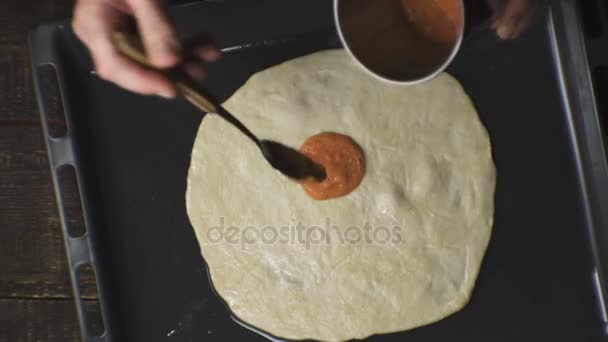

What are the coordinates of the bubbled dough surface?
(186, 50, 495, 341)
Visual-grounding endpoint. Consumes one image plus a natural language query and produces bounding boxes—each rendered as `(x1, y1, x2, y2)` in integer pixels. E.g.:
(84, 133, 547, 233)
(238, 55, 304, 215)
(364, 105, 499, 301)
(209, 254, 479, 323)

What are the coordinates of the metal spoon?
(113, 33, 326, 182)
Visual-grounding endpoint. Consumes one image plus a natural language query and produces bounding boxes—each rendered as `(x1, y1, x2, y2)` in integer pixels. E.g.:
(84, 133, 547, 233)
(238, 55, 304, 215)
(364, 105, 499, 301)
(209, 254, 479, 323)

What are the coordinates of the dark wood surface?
(0, 126, 97, 300)
(0, 299, 102, 342)
(0, 0, 98, 341)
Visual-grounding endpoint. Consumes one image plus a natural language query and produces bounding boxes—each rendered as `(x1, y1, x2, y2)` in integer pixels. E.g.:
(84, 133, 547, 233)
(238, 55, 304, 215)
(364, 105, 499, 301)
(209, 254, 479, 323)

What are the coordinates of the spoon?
(112, 33, 326, 182)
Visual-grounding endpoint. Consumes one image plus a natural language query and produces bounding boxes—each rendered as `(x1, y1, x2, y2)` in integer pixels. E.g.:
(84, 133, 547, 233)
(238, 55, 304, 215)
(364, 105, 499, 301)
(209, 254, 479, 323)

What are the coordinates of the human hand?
(489, 0, 545, 39)
(72, 0, 220, 98)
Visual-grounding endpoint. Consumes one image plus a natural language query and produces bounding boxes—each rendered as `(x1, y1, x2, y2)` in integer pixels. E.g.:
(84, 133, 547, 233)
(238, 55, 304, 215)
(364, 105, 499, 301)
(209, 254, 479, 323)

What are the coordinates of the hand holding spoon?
(112, 32, 326, 182)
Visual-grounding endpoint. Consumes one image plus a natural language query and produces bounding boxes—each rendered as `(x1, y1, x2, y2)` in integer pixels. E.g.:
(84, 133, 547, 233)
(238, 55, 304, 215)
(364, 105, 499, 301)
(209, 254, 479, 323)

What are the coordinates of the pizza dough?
(186, 50, 495, 341)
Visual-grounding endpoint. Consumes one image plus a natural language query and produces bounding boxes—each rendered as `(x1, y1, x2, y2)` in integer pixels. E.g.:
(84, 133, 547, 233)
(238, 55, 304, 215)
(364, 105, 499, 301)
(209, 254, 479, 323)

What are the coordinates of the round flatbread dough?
(186, 50, 495, 341)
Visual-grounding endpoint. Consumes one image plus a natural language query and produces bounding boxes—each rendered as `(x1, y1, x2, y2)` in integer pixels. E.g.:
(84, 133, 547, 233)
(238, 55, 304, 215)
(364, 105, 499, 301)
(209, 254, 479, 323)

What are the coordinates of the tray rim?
(28, 23, 114, 342)
(28, 1, 608, 340)
(549, 0, 608, 331)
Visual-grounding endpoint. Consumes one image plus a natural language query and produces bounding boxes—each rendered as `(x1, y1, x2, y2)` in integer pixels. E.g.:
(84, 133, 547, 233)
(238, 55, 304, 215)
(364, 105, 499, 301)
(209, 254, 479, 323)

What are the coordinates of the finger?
(128, 0, 181, 68)
(496, 21, 516, 39)
(73, 0, 123, 43)
(183, 33, 222, 62)
(488, 0, 507, 22)
(511, 1, 544, 38)
(105, 0, 134, 14)
(495, 0, 532, 39)
(489, 0, 510, 31)
(196, 45, 222, 62)
(183, 61, 206, 80)
(508, 12, 534, 39)
(92, 38, 176, 97)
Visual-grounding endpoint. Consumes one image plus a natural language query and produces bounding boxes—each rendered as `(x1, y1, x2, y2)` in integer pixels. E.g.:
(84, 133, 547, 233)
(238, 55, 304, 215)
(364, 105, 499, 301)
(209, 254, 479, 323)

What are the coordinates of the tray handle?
(550, 0, 608, 333)
(29, 24, 111, 342)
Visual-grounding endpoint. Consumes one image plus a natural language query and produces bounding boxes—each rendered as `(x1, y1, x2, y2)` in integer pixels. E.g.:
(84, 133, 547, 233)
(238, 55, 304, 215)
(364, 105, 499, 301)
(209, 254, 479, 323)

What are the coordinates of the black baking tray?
(29, 0, 608, 341)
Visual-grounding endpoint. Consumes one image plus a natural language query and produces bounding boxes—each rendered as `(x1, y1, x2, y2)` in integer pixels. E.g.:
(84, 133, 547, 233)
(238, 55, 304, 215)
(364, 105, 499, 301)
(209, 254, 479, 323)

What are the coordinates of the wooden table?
(0, 1, 101, 341)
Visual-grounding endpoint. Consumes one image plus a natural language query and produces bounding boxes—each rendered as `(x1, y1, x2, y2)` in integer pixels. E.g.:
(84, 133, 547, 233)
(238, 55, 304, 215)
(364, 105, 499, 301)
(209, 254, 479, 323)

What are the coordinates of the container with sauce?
(335, 0, 466, 84)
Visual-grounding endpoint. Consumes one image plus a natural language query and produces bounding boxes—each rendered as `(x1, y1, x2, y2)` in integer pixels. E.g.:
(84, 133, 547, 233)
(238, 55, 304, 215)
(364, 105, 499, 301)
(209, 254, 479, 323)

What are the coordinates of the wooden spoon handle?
(111, 32, 218, 113)
(176, 83, 218, 114)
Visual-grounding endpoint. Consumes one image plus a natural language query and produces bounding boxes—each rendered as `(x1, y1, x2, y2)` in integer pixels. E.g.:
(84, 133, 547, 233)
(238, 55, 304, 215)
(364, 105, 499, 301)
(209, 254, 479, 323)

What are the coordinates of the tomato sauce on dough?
(299, 132, 365, 200)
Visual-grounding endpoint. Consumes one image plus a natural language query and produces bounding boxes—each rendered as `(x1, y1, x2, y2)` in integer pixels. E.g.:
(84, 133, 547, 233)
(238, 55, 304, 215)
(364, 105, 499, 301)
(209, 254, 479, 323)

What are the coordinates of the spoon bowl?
(260, 140, 326, 182)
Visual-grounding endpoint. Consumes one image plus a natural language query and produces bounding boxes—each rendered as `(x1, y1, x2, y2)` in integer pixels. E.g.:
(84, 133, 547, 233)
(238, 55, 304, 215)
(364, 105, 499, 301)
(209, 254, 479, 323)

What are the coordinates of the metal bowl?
(334, 0, 465, 85)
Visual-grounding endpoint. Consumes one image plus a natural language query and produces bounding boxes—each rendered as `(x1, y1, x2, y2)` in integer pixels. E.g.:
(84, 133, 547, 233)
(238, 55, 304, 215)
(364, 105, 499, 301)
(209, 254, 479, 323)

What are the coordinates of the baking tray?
(29, 0, 608, 341)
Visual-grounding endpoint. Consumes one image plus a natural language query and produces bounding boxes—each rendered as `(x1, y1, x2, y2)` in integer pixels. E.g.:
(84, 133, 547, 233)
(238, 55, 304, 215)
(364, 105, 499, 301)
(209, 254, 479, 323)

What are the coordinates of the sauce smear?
(299, 132, 366, 200)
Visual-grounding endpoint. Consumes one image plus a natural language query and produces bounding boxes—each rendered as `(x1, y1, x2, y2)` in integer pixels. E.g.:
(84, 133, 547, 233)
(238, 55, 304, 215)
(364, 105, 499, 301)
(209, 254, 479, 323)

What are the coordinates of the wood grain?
(0, 0, 73, 46)
(0, 0, 72, 122)
(0, 45, 39, 121)
(0, 45, 71, 126)
(0, 126, 97, 299)
(0, 0, 101, 340)
(0, 298, 102, 342)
